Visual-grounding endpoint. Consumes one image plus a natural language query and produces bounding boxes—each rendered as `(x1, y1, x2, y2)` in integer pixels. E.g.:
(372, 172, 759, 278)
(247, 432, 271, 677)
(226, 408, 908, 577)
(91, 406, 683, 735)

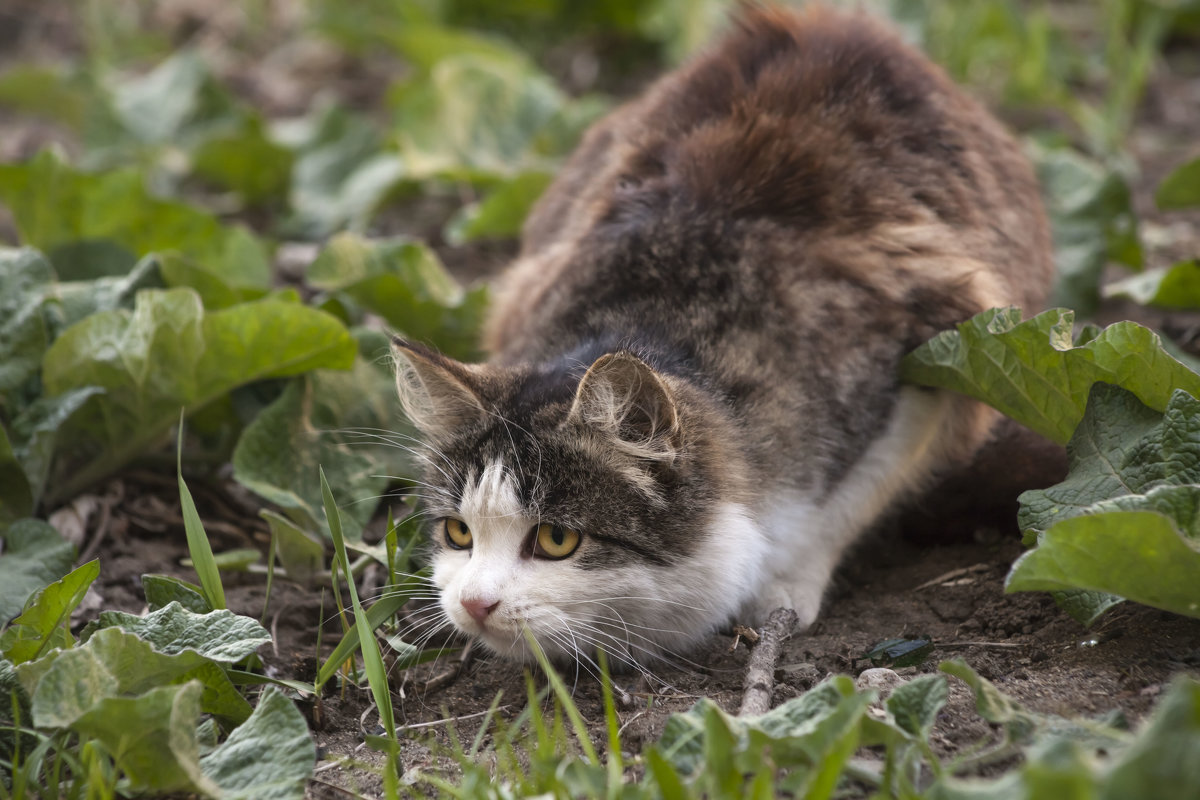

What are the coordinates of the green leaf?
(233, 329, 414, 544)
(179, 419, 226, 611)
(0, 247, 54, 399)
(887, 674, 949, 738)
(70, 681, 217, 796)
(281, 102, 397, 236)
(0, 519, 75, 624)
(0, 425, 33, 528)
(109, 50, 237, 147)
(1104, 259, 1200, 309)
(0, 150, 263, 275)
(940, 660, 1033, 733)
(6, 388, 103, 508)
(900, 307, 1200, 444)
(1100, 676, 1200, 800)
(199, 686, 315, 800)
(1156, 157, 1200, 211)
(444, 170, 553, 244)
(261, 511, 325, 585)
(308, 234, 487, 360)
(390, 52, 571, 180)
(21, 626, 252, 727)
(192, 114, 294, 207)
(233, 379, 383, 543)
(1049, 589, 1125, 628)
(321, 470, 398, 759)
(0, 65, 87, 129)
(1017, 385, 1200, 534)
(141, 574, 212, 613)
(90, 602, 270, 662)
(41, 288, 355, 502)
(1008, 511, 1200, 619)
(0, 560, 99, 665)
(1034, 144, 1141, 315)
(659, 676, 871, 795)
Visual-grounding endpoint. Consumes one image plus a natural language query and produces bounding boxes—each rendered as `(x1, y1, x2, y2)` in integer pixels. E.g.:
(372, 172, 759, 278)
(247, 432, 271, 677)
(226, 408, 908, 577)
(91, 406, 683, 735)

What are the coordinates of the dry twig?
(738, 607, 799, 716)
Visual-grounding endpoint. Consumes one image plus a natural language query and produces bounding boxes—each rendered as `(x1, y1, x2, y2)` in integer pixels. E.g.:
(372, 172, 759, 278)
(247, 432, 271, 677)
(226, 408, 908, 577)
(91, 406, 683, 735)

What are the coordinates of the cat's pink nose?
(461, 597, 500, 624)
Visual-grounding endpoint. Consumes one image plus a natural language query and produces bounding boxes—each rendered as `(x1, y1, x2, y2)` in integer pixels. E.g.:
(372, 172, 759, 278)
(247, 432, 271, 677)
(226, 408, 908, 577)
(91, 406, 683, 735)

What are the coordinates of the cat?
(391, 3, 1053, 669)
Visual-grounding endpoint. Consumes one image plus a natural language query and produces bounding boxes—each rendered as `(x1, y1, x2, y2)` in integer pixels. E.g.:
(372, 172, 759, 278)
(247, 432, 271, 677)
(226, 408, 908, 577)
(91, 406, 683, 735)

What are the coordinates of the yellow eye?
(534, 523, 581, 560)
(444, 518, 472, 549)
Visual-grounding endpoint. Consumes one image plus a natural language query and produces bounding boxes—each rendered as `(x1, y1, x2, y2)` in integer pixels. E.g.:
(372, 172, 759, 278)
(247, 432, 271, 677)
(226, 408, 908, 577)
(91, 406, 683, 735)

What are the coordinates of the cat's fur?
(392, 4, 1053, 668)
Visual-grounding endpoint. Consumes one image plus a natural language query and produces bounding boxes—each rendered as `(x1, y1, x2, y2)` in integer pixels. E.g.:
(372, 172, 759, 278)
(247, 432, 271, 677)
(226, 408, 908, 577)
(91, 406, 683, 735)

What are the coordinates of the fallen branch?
(738, 607, 799, 716)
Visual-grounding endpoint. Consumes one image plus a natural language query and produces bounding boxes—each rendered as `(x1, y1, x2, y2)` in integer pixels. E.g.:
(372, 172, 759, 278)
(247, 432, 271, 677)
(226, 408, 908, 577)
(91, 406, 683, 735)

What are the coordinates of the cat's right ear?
(391, 338, 486, 438)
(568, 352, 681, 463)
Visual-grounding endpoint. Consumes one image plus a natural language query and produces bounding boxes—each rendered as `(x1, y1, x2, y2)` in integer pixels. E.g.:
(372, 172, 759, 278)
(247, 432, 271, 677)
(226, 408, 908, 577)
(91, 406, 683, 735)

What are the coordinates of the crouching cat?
(392, 4, 1053, 667)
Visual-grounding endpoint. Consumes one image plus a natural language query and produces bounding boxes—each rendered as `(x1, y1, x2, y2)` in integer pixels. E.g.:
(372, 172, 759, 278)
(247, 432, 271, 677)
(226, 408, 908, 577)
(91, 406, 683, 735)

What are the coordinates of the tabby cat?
(392, 4, 1052, 668)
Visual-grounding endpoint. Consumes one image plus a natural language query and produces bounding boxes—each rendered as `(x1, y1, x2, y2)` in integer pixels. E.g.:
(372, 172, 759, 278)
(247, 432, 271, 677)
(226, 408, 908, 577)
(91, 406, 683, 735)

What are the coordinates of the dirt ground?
(2, 3, 1200, 796)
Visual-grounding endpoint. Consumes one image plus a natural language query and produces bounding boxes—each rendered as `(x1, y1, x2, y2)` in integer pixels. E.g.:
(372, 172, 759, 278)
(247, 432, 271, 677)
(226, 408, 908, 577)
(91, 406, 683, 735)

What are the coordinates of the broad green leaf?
(109, 51, 237, 146)
(90, 602, 270, 662)
(48, 253, 164, 330)
(1156, 157, 1200, 211)
(233, 378, 385, 543)
(0, 560, 99, 665)
(1017, 385, 1200, 534)
(70, 681, 217, 796)
(887, 674, 949, 738)
(1104, 259, 1200, 309)
(659, 676, 871, 793)
(23, 626, 252, 726)
(1007, 511, 1200, 619)
(141, 574, 211, 613)
(900, 307, 1200, 444)
(192, 114, 294, 207)
(0, 425, 33, 527)
(390, 53, 568, 180)
(940, 660, 1028, 728)
(280, 102, 395, 236)
(200, 686, 315, 800)
(158, 227, 272, 310)
(0, 247, 54, 399)
(385, 24, 533, 72)
(5, 388, 103, 508)
(0, 150, 263, 276)
(1100, 676, 1200, 800)
(0, 519, 75, 624)
(1050, 589, 1125, 628)
(41, 288, 355, 502)
(0, 65, 87, 129)
(261, 511, 325, 585)
(308, 234, 487, 360)
(445, 170, 553, 244)
(1033, 144, 1141, 315)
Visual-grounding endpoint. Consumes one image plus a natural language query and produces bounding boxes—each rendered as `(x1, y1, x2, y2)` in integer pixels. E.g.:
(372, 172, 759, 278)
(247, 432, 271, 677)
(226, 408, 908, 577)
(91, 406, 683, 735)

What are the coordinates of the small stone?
(856, 667, 904, 697)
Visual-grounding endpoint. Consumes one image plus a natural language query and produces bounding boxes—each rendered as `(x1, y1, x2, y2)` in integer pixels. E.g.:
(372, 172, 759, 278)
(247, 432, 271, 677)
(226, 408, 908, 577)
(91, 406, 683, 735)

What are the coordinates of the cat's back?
(486, 4, 1052, 362)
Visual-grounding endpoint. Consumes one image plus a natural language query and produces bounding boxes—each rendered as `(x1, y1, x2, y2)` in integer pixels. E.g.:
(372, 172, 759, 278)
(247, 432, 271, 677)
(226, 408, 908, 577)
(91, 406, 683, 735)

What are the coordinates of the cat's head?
(391, 339, 764, 668)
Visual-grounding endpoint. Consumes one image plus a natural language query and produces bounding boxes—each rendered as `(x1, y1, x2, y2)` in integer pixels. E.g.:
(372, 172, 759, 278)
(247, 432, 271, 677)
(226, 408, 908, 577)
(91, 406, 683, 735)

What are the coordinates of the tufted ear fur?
(567, 352, 681, 463)
(392, 338, 486, 439)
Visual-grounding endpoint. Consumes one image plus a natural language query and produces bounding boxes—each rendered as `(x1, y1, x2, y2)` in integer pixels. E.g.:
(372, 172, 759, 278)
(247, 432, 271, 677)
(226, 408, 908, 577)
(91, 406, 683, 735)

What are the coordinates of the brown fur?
(393, 4, 1055, 654)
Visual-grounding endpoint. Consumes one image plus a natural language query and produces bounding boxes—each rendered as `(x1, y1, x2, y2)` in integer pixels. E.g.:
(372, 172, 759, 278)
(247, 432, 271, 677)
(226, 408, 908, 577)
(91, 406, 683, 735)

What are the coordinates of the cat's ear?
(568, 352, 681, 462)
(391, 338, 486, 438)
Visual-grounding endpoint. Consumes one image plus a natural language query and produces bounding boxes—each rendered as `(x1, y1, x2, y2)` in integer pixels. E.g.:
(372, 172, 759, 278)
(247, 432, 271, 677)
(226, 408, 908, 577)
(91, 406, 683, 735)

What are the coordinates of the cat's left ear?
(567, 352, 681, 463)
(391, 338, 486, 440)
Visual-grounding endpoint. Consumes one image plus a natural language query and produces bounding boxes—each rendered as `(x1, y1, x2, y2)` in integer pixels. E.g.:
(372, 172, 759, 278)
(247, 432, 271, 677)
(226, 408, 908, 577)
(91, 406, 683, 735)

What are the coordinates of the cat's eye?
(443, 518, 472, 549)
(533, 523, 581, 560)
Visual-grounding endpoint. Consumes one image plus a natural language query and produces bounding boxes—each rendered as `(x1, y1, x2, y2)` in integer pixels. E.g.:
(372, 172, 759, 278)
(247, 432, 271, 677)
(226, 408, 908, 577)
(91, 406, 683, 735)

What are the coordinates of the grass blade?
(176, 411, 225, 610)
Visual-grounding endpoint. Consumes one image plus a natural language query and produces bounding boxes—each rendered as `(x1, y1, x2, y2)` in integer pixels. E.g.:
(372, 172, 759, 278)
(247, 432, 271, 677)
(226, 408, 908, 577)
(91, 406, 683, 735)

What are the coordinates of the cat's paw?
(743, 582, 822, 630)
